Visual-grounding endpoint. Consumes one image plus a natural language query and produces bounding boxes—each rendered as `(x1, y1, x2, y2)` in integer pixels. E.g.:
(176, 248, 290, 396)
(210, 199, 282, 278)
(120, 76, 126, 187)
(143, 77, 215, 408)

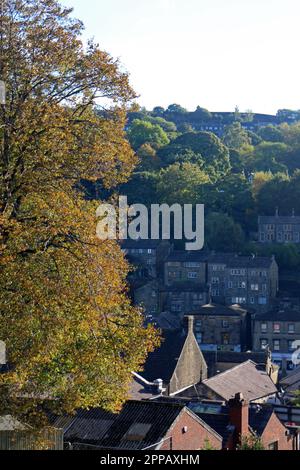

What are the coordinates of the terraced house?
(258, 211, 300, 244)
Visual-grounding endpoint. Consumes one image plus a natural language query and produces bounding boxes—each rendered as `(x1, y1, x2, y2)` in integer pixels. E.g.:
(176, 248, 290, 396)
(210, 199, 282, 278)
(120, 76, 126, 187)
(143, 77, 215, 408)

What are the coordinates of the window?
(273, 323, 281, 333)
(277, 232, 283, 242)
(238, 281, 246, 289)
(260, 233, 265, 242)
(232, 297, 246, 304)
(168, 271, 181, 279)
(273, 339, 280, 351)
(295, 232, 300, 242)
(184, 262, 201, 268)
(261, 323, 268, 333)
(212, 288, 220, 296)
(222, 320, 229, 328)
(188, 272, 197, 279)
(251, 284, 259, 291)
(196, 333, 203, 344)
(195, 320, 202, 331)
(260, 339, 268, 350)
(228, 281, 233, 288)
(147, 249, 152, 254)
(284, 224, 292, 231)
(258, 297, 267, 305)
(268, 442, 278, 451)
(288, 323, 295, 334)
(231, 269, 246, 275)
(171, 303, 182, 312)
(138, 249, 144, 254)
(222, 333, 230, 345)
(211, 277, 219, 284)
(250, 297, 255, 304)
(151, 291, 157, 298)
(262, 284, 267, 292)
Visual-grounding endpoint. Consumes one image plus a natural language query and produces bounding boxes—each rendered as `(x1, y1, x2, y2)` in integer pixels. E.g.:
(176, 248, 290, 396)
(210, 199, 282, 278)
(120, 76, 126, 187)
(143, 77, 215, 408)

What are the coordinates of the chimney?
(153, 378, 164, 394)
(184, 315, 194, 335)
(228, 392, 249, 446)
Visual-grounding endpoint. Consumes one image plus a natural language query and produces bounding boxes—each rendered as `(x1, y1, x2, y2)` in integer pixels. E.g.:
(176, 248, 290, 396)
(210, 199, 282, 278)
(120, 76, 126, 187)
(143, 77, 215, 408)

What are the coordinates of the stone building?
(224, 255, 279, 313)
(253, 308, 300, 374)
(187, 304, 251, 353)
(160, 282, 210, 318)
(164, 251, 207, 287)
(258, 210, 300, 244)
(121, 239, 171, 279)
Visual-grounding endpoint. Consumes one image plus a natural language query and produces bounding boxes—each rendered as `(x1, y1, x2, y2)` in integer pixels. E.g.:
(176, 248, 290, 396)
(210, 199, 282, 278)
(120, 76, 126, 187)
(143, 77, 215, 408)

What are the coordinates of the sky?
(60, 0, 300, 114)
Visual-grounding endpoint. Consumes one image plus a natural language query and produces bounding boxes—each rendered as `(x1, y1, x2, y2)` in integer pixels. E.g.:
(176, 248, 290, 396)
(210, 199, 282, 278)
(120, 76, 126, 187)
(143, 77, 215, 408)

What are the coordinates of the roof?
(96, 401, 185, 450)
(227, 256, 275, 269)
(203, 360, 277, 402)
(203, 350, 268, 367)
(161, 282, 209, 293)
(188, 303, 247, 317)
(255, 309, 300, 322)
(140, 330, 186, 383)
(50, 408, 116, 443)
(128, 374, 159, 401)
(259, 215, 300, 224)
(207, 253, 236, 264)
(249, 406, 274, 436)
(166, 251, 208, 263)
(280, 367, 300, 393)
(0, 416, 27, 431)
(120, 239, 162, 250)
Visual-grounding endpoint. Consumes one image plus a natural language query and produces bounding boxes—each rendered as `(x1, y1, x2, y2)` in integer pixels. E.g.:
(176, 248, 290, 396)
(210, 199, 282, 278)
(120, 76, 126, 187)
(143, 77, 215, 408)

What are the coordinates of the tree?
(136, 144, 161, 171)
(172, 132, 231, 176)
(205, 213, 245, 252)
(166, 103, 187, 114)
(223, 122, 251, 150)
(193, 106, 212, 121)
(252, 171, 274, 199)
(245, 142, 289, 173)
(156, 163, 210, 206)
(258, 125, 284, 143)
(0, 0, 158, 426)
(127, 119, 170, 150)
(237, 434, 265, 450)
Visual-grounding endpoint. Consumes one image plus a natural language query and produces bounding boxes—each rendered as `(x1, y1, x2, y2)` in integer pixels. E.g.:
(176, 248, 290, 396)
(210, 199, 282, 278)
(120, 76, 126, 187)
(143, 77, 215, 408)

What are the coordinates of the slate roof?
(140, 330, 186, 383)
(96, 401, 186, 450)
(249, 406, 274, 436)
(188, 303, 247, 317)
(259, 215, 300, 224)
(227, 256, 274, 269)
(166, 251, 208, 263)
(280, 367, 300, 393)
(195, 412, 233, 445)
(203, 360, 277, 402)
(50, 408, 116, 443)
(161, 282, 209, 293)
(121, 239, 162, 249)
(255, 309, 300, 322)
(203, 351, 269, 377)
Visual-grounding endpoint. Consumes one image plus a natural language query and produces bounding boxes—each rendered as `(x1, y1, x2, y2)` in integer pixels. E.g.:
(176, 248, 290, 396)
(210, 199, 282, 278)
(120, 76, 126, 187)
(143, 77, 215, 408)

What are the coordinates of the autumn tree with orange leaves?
(0, 0, 159, 426)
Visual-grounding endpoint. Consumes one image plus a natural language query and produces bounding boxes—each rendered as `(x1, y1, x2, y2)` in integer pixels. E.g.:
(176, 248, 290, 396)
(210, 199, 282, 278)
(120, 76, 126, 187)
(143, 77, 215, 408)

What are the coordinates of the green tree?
(205, 213, 245, 252)
(156, 163, 210, 205)
(172, 131, 231, 176)
(127, 119, 170, 150)
(258, 125, 284, 143)
(223, 122, 251, 150)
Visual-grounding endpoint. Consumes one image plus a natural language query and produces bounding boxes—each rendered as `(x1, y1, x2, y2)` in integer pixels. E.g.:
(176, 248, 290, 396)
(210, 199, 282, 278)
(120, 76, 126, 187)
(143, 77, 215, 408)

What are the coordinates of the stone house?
(253, 309, 300, 374)
(224, 255, 279, 313)
(159, 282, 210, 318)
(121, 239, 171, 280)
(187, 304, 251, 353)
(258, 210, 300, 244)
(164, 251, 207, 287)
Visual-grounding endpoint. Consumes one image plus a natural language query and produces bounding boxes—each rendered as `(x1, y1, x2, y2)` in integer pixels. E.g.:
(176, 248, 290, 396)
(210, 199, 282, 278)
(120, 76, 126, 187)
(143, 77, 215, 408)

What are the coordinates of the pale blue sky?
(61, 0, 300, 114)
